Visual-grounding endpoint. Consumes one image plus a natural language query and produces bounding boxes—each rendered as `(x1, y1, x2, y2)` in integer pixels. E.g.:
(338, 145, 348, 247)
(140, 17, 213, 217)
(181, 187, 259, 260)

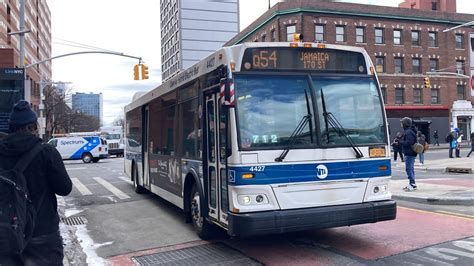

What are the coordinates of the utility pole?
(19, 0, 25, 69)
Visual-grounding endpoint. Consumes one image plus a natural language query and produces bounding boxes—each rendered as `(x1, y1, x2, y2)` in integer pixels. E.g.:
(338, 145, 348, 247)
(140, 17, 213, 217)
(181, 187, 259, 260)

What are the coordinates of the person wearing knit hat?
(8, 100, 38, 133)
(0, 100, 72, 265)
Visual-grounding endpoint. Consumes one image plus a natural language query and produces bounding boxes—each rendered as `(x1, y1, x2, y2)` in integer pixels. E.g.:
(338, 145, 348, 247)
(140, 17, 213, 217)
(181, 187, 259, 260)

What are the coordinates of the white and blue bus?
(124, 42, 396, 238)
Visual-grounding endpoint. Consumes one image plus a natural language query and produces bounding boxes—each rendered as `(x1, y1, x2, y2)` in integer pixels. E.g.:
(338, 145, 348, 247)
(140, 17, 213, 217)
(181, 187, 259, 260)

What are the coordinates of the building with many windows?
(0, 0, 52, 112)
(72, 92, 103, 124)
(225, 0, 474, 141)
(160, 0, 239, 81)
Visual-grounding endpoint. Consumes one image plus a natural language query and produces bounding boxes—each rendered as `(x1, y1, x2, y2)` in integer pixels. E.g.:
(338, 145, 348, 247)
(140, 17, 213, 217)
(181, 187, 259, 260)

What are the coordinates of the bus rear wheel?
(190, 184, 214, 239)
(82, 153, 92, 163)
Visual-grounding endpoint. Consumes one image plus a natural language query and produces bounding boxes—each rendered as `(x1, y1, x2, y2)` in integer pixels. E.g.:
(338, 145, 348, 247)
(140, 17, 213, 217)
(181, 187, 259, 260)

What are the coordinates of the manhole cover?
(132, 242, 261, 266)
(61, 216, 87, 226)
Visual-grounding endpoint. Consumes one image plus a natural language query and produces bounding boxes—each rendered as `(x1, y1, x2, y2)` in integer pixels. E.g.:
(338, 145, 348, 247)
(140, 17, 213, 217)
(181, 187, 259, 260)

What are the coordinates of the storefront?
(451, 100, 474, 141)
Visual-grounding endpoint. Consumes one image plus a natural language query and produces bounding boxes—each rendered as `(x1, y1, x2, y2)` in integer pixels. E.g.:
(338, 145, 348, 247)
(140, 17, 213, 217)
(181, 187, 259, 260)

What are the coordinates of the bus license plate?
(369, 147, 386, 157)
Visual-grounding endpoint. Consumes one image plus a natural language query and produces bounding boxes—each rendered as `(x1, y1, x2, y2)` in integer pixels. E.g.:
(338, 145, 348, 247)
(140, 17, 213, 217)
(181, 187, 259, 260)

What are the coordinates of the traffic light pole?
(25, 51, 142, 69)
(25, 50, 143, 139)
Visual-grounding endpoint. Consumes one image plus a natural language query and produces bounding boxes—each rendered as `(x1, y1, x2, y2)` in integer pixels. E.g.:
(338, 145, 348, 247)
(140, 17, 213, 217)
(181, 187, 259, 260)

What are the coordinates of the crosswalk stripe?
(93, 177, 130, 200)
(117, 176, 132, 183)
(71, 178, 92, 195)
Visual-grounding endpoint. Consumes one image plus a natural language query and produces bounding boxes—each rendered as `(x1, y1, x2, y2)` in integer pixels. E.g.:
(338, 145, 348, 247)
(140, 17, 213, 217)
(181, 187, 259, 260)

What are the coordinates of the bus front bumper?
(227, 200, 396, 237)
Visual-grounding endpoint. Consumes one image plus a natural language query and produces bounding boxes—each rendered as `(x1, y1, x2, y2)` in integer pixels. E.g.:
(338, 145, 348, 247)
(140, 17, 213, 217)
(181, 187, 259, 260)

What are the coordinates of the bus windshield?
(313, 76, 385, 146)
(234, 74, 386, 150)
(235, 74, 313, 149)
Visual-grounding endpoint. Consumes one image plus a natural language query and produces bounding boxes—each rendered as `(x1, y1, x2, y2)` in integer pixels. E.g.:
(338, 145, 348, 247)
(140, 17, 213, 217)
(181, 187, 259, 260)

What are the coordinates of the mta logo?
(316, 165, 328, 179)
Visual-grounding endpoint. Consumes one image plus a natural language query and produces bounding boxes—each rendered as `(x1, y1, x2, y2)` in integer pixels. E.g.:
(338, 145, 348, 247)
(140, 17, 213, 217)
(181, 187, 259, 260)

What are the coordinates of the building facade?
(160, 0, 239, 81)
(0, 0, 52, 112)
(72, 92, 103, 124)
(399, 0, 456, 13)
(225, 0, 474, 142)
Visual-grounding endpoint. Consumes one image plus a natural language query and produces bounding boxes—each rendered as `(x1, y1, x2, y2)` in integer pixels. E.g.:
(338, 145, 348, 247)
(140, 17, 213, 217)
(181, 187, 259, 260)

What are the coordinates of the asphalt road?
(62, 157, 474, 265)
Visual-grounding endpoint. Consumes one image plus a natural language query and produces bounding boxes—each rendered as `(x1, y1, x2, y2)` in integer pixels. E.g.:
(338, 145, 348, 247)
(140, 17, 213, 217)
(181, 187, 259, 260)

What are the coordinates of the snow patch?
(75, 224, 112, 265)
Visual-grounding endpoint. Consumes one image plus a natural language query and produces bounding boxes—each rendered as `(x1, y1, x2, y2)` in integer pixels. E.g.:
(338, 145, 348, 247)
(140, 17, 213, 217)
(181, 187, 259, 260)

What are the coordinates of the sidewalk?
(390, 154, 474, 205)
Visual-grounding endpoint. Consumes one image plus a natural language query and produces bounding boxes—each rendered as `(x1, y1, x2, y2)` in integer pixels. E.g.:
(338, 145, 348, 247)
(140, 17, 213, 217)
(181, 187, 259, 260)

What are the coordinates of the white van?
(48, 135, 109, 163)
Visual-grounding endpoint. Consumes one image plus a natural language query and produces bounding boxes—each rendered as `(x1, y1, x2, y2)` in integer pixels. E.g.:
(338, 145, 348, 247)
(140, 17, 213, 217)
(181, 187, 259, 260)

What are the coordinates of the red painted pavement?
(104, 207, 474, 265)
(305, 207, 474, 260)
(420, 179, 474, 188)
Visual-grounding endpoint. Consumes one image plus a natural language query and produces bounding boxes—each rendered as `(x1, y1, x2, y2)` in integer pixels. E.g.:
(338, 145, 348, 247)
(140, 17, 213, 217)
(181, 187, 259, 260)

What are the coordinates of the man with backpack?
(398, 117, 418, 192)
(0, 100, 72, 265)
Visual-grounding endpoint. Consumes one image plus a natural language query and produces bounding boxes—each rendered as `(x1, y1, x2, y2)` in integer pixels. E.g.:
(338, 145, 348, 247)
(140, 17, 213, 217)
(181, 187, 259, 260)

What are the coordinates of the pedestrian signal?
(134, 64, 140, 80)
(424, 77, 431, 89)
(141, 64, 149, 80)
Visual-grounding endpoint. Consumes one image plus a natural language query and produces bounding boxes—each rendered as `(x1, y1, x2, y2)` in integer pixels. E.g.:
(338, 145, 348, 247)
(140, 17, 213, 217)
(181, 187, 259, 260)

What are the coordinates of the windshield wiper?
(275, 89, 313, 162)
(320, 89, 364, 159)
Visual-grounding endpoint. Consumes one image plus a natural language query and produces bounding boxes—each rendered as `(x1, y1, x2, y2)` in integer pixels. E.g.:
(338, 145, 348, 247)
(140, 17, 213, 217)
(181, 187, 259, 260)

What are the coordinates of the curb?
(392, 194, 474, 205)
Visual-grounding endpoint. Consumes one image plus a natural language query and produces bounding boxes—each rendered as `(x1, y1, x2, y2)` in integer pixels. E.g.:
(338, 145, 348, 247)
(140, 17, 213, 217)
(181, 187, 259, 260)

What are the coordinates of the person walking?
(416, 131, 426, 165)
(446, 131, 456, 158)
(467, 131, 474, 157)
(0, 100, 72, 265)
(398, 117, 418, 191)
(455, 133, 463, 158)
(432, 130, 439, 146)
(391, 132, 404, 162)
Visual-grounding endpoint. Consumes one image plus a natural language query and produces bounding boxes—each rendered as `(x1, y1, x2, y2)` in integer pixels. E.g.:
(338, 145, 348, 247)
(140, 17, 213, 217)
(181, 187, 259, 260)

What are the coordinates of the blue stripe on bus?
(228, 159, 391, 185)
(69, 137, 101, 160)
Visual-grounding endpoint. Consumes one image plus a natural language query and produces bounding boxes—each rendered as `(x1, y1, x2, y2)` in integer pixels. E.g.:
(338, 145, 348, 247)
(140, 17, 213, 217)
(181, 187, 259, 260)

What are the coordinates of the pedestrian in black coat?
(391, 132, 404, 162)
(0, 101, 72, 265)
(398, 117, 417, 191)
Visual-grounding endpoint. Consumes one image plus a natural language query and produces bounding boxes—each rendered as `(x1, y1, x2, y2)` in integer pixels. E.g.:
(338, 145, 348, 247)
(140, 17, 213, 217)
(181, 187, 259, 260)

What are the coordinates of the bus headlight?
(238, 194, 269, 205)
(373, 184, 388, 194)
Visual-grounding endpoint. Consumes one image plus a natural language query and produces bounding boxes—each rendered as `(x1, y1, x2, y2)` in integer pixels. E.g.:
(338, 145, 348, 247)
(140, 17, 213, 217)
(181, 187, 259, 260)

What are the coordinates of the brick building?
(225, 0, 474, 141)
(0, 0, 52, 112)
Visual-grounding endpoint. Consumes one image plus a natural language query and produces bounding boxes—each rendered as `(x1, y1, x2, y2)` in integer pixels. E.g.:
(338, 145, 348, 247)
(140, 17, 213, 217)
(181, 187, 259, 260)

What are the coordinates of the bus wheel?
(82, 153, 92, 163)
(190, 184, 213, 239)
(133, 165, 146, 194)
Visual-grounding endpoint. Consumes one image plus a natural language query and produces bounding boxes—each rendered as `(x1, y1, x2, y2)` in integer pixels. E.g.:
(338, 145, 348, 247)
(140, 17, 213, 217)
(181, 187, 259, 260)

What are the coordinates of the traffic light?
(293, 33, 304, 42)
(133, 64, 140, 80)
(141, 64, 149, 80)
(424, 76, 431, 89)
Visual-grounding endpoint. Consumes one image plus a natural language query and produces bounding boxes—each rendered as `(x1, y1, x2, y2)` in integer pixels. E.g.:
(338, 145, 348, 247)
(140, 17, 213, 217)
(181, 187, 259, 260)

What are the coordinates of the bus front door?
(205, 94, 229, 226)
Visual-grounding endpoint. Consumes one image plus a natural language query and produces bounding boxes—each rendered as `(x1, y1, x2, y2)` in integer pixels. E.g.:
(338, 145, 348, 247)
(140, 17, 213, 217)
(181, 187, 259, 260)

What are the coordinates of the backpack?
(0, 143, 45, 255)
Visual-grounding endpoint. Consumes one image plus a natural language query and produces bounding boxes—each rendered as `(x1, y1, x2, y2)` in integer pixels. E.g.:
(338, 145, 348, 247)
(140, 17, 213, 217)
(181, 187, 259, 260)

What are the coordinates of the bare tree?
(43, 84, 74, 139)
(69, 112, 101, 132)
(112, 115, 125, 127)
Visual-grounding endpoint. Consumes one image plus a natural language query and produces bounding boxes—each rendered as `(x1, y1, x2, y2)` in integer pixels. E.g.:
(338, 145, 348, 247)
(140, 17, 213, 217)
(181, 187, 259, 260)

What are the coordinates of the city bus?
(124, 42, 396, 238)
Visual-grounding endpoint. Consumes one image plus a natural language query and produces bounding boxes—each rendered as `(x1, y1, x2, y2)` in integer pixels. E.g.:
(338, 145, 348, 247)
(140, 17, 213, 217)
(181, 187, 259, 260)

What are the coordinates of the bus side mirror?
(219, 78, 234, 107)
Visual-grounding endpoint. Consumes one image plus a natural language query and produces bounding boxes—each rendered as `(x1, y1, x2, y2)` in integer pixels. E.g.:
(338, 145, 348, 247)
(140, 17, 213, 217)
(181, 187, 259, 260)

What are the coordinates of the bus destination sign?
(241, 47, 367, 74)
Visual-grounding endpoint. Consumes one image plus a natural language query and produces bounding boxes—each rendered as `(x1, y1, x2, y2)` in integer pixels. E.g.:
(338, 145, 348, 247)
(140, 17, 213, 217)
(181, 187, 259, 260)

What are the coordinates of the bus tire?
(82, 153, 93, 163)
(133, 164, 146, 194)
(92, 158, 100, 163)
(190, 184, 214, 239)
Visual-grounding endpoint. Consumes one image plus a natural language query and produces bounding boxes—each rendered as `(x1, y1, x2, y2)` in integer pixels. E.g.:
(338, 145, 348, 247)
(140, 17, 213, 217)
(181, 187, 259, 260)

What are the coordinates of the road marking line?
(398, 206, 474, 221)
(71, 178, 92, 196)
(117, 176, 132, 183)
(67, 167, 87, 170)
(436, 210, 474, 220)
(93, 177, 130, 200)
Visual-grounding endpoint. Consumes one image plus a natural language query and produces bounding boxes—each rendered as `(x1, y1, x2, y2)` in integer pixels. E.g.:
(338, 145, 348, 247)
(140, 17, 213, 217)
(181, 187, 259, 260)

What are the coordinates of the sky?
(46, 0, 474, 126)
